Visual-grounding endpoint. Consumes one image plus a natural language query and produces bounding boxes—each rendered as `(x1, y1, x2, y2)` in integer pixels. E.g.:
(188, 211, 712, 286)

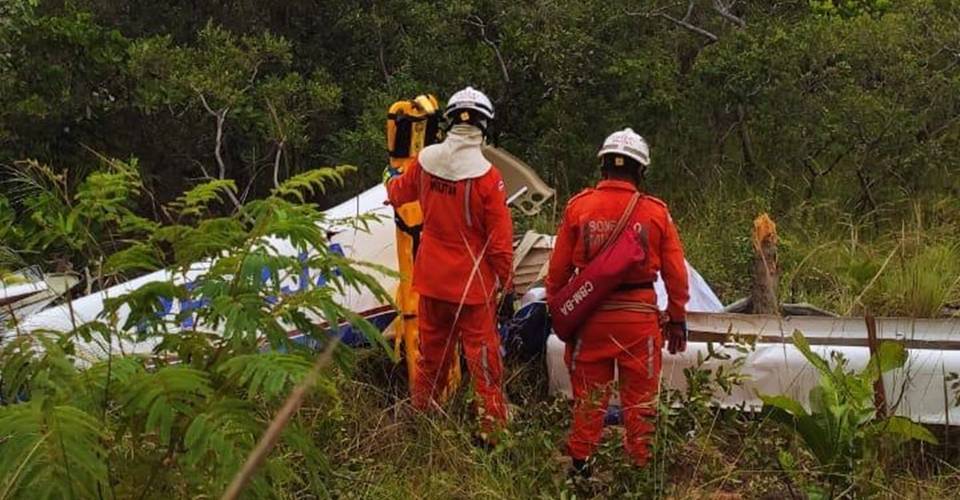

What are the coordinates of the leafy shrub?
(810, 0, 893, 18)
(0, 163, 391, 498)
(762, 331, 937, 497)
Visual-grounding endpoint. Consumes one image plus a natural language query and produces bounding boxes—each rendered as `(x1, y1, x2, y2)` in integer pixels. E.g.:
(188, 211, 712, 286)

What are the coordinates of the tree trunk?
(750, 213, 779, 314)
(736, 104, 758, 175)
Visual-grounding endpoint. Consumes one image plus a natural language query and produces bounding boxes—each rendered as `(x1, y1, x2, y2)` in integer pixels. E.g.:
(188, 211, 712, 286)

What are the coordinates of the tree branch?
(927, 112, 960, 140)
(713, 0, 746, 28)
(194, 89, 230, 180)
(803, 145, 852, 199)
(214, 111, 228, 179)
(271, 142, 284, 191)
(247, 62, 261, 90)
(627, 2, 719, 43)
(265, 99, 286, 190)
(374, 12, 391, 83)
(805, 140, 856, 179)
(465, 16, 511, 83)
(655, 12, 720, 42)
(193, 89, 248, 215)
(856, 165, 878, 214)
(736, 104, 757, 170)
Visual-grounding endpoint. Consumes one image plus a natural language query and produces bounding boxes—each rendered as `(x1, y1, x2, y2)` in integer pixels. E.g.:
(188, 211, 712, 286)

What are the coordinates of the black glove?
(665, 321, 688, 355)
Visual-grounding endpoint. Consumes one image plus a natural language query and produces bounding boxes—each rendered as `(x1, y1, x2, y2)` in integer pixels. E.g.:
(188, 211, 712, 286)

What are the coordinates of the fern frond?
(205, 292, 266, 343)
(73, 167, 144, 225)
(0, 335, 42, 403)
(0, 403, 107, 500)
(251, 206, 328, 249)
(169, 179, 238, 218)
(79, 356, 146, 411)
(117, 213, 160, 235)
(171, 218, 247, 264)
(104, 242, 164, 274)
(120, 366, 213, 444)
(218, 352, 312, 400)
(0, 331, 80, 404)
(271, 165, 355, 202)
(182, 398, 260, 493)
(103, 280, 186, 332)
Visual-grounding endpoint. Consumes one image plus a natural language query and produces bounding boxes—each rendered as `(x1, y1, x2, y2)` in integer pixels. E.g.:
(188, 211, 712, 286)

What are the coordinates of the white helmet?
(444, 86, 495, 120)
(520, 286, 546, 309)
(597, 128, 650, 166)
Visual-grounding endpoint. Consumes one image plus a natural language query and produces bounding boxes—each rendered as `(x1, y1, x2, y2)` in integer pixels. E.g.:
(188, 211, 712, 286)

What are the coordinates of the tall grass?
(318, 346, 960, 499)
(874, 243, 960, 317)
(513, 183, 960, 318)
(672, 188, 960, 317)
(673, 187, 766, 304)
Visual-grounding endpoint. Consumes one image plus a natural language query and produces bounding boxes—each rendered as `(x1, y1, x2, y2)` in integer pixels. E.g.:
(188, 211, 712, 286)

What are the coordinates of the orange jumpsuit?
(546, 179, 689, 465)
(387, 159, 513, 432)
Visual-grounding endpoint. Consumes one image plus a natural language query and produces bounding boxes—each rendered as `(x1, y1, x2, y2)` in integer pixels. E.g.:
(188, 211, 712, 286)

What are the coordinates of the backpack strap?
(598, 192, 640, 255)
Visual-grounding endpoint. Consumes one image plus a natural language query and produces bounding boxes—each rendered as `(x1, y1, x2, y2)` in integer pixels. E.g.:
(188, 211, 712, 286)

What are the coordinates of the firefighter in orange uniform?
(386, 87, 513, 437)
(546, 128, 690, 476)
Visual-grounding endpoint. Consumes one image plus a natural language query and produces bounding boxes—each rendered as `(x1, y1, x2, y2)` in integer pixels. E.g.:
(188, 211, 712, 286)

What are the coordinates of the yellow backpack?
(386, 95, 441, 167)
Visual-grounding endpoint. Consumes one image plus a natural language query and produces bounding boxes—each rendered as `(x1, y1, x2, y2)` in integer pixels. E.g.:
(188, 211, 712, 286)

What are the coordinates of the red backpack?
(548, 193, 647, 342)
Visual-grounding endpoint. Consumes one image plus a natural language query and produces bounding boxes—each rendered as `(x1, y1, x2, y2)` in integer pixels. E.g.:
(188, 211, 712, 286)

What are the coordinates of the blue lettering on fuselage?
(147, 244, 347, 330)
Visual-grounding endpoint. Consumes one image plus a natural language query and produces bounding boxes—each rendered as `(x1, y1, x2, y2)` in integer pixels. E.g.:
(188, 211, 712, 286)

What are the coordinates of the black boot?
(568, 458, 592, 480)
(472, 434, 495, 452)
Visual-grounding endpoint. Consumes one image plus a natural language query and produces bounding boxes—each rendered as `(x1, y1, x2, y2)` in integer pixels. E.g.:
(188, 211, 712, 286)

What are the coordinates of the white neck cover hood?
(419, 125, 491, 181)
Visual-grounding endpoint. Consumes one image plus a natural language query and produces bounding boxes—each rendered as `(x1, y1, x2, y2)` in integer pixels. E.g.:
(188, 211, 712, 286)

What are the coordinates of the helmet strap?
(487, 125, 498, 147)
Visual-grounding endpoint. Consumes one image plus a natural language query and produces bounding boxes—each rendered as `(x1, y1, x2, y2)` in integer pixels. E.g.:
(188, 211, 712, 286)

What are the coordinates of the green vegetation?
(2, 0, 959, 306)
(2, 164, 393, 498)
(0, 163, 957, 497)
(2, 0, 960, 498)
(762, 331, 936, 497)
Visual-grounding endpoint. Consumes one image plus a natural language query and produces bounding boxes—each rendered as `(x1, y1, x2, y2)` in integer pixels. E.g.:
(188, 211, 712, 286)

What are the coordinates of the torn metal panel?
(482, 146, 555, 216)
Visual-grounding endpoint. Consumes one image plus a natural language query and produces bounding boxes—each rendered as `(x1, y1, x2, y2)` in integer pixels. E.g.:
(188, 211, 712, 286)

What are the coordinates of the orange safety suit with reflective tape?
(546, 179, 689, 465)
(387, 158, 513, 432)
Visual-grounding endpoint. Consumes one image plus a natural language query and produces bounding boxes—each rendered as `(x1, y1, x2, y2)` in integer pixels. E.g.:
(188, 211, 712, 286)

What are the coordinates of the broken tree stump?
(750, 213, 779, 315)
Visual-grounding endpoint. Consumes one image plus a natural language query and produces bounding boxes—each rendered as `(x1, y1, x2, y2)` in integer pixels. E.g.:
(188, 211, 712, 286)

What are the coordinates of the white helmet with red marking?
(444, 86, 495, 120)
(597, 128, 650, 167)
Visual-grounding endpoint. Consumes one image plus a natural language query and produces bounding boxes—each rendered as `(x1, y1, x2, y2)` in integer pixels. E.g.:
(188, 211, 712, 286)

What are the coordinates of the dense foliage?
(2, 0, 959, 305)
(1, 164, 393, 498)
(2, 1, 958, 204)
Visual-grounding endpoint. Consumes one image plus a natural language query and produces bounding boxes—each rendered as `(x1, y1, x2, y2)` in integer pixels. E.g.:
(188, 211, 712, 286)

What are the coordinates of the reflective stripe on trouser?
(412, 296, 507, 432)
(564, 324, 662, 466)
